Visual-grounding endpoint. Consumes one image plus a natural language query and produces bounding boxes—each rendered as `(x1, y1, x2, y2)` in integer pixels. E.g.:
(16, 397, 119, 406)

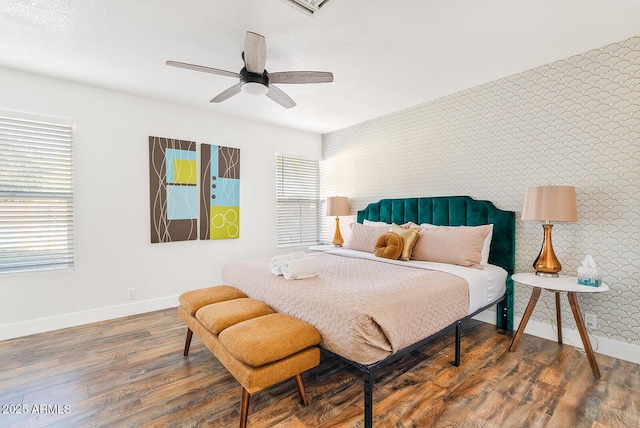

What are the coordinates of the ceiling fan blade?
(265, 84, 296, 109)
(210, 83, 243, 103)
(166, 60, 240, 78)
(244, 31, 266, 74)
(269, 71, 334, 84)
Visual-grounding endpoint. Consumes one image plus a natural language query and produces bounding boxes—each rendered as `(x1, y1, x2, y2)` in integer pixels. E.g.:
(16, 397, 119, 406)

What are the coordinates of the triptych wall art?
(148, 136, 240, 243)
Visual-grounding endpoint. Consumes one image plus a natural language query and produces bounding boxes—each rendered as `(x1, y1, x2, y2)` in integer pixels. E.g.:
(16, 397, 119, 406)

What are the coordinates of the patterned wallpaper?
(320, 36, 640, 346)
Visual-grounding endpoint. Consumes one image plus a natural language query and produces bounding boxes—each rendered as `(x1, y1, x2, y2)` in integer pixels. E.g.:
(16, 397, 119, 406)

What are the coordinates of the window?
(276, 155, 320, 247)
(0, 113, 75, 274)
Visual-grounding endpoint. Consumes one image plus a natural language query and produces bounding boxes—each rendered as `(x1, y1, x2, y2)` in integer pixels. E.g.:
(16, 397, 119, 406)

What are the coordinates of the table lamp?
(326, 196, 350, 246)
(521, 185, 577, 277)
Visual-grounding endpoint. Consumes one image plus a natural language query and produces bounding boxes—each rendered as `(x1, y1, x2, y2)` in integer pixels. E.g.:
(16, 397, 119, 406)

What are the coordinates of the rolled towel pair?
(270, 251, 307, 276)
(281, 256, 321, 280)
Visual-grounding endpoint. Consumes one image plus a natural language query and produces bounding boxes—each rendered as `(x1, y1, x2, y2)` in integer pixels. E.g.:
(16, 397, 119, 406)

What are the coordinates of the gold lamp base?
(332, 216, 344, 247)
(533, 223, 561, 277)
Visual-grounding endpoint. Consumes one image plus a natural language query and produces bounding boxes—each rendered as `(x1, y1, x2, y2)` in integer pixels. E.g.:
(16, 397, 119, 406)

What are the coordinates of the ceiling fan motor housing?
(240, 67, 269, 94)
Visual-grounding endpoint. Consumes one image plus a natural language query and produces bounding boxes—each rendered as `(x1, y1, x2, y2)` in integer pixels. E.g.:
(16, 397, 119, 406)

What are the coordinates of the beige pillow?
(421, 223, 494, 265)
(389, 224, 420, 261)
(411, 225, 493, 269)
(344, 223, 391, 253)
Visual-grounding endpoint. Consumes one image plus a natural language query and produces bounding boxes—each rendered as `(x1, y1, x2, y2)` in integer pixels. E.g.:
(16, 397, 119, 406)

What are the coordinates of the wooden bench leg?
(240, 387, 250, 428)
(239, 376, 307, 428)
(183, 328, 193, 356)
(294, 373, 309, 406)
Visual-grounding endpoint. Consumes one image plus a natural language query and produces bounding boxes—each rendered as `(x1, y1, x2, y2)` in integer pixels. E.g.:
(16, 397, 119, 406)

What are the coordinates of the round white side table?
(509, 272, 609, 378)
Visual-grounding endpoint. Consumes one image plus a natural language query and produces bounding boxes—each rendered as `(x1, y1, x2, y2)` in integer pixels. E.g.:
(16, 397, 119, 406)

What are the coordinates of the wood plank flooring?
(1, 308, 638, 427)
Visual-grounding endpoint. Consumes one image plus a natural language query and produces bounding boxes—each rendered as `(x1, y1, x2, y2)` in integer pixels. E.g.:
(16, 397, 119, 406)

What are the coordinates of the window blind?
(0, 114, 75, 274)
(276, 155, 319, 247)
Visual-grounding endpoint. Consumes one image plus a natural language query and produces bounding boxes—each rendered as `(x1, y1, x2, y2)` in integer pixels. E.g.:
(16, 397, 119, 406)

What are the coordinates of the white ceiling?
(1, 0, 639, 134)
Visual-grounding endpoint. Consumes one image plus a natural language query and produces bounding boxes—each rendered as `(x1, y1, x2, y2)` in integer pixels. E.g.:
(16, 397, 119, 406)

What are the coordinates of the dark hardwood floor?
(1, 308, 638, 427)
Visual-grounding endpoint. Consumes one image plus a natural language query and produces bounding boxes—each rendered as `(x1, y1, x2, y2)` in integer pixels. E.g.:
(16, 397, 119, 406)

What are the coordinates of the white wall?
(0, 66, 321, 340)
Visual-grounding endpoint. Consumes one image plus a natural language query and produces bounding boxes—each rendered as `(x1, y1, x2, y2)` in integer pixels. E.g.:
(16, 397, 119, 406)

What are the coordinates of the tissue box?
(577, 267, 602, 287)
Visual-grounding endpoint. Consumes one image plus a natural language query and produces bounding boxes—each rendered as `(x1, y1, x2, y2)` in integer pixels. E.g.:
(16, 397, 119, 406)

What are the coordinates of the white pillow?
(363, 219, 391, 226)
(419, 223, 437, 229)
(480, 225, 493, 265)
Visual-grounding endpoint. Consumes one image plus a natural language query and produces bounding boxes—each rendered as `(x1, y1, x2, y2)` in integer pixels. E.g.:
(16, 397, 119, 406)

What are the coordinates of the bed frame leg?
(499, 302, 509, 330)
(364, 369, 373, 428)
(497, 277, 514, 331)
(454, 321, 461, 367)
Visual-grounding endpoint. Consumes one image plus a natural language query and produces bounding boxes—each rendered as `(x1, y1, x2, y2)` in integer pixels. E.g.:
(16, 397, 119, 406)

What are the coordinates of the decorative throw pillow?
(343, 223, 391, 253)
(389, 224, 420, 261)
(374, 232, 404, 260)
(404, 221, 421, 228)
(410, 225, 492, 269)
(420, 223, 493, 265)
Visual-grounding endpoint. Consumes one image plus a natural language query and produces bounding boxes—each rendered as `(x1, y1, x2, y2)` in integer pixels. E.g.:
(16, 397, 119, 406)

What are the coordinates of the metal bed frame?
(322, 296, 509, 427)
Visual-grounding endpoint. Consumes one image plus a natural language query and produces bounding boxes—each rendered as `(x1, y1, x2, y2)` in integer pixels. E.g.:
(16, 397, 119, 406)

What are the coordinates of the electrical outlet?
(127, 288, 136, 300)
(584, 313, 597, 330)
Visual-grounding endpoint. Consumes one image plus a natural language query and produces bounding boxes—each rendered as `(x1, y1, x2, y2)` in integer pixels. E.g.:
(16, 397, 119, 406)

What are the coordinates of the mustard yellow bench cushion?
(219, 313, 322, 367)
(179, 285, 247, 315)
(195, 298, 275, 334)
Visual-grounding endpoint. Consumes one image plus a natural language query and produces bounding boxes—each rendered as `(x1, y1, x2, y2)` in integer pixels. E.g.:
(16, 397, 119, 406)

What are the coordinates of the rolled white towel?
(270, 252, 308, 276)
(281, 256, 321, 280)
(270, 255, 290, 276)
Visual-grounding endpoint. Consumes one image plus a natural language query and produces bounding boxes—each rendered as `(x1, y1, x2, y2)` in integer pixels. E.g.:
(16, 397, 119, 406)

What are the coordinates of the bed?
(221, 196, 515, 427)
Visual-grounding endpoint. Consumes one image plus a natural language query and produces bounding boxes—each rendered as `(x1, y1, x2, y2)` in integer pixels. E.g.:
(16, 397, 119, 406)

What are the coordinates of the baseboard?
(474, 309, 640, 365)
(0, 296, 179, 341)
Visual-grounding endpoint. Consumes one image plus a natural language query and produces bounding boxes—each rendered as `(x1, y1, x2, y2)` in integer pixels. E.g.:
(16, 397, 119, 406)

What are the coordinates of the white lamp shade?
(521, 185, 578, 222)
(326, 196, 350, 216)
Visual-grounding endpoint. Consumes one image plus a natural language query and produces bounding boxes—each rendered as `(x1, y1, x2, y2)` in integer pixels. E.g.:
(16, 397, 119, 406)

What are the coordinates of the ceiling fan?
(166, 31, 334, 109)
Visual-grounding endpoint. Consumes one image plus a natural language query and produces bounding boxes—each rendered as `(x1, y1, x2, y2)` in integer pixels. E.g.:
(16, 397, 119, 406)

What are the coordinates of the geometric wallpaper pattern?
(321, 36, 640, 346)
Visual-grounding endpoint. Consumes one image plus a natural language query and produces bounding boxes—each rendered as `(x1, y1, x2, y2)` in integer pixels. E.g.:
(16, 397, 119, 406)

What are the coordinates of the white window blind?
(276, 155, 320, 247)
(0, 114, 75, 274)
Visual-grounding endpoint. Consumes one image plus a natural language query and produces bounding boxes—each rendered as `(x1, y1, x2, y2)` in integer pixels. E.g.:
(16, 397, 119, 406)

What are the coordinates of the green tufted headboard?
(357, 196, 515, 330)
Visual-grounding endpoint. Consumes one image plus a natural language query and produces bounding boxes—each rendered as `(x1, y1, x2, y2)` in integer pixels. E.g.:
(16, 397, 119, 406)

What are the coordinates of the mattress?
(221, 250, 507, 365)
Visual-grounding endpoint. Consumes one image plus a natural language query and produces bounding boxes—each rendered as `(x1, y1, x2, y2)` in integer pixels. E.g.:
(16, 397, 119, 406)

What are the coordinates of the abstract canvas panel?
(200, 144, 240, 240)
(149, 136, 198, 243)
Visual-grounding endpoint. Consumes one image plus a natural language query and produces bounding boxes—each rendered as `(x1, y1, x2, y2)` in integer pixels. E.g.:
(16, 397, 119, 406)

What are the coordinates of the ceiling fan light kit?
(166, 31, 333, 109)
(241, 82, 268, 96)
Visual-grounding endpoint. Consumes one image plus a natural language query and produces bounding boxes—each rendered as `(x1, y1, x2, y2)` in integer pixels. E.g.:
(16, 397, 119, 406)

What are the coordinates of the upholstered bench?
(178, 286, 321, 428)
